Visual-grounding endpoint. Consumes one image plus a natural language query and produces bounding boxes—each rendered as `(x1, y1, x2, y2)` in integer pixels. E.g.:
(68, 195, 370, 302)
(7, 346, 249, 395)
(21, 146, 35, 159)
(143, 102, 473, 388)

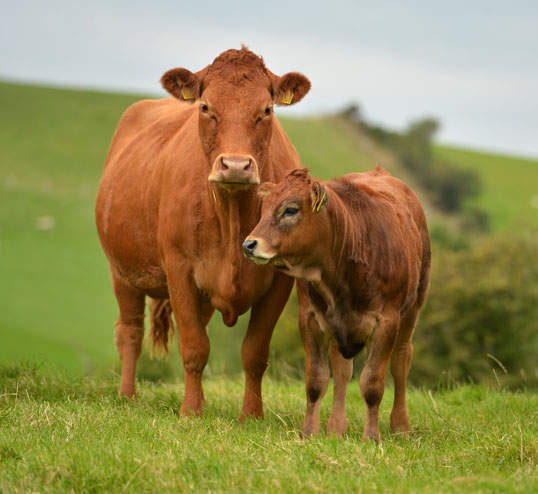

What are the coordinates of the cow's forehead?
(203, 83, 272, 111)
(203, 48, 273, 92)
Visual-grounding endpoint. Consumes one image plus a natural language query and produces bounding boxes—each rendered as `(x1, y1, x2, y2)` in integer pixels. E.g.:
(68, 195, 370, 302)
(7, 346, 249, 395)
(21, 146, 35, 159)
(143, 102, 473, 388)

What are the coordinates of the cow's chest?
(193, 256, 274, 323)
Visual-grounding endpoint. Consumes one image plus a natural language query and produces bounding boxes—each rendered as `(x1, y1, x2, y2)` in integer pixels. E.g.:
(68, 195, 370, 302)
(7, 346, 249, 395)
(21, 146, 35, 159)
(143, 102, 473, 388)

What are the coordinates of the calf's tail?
(148, 298, 176, 357)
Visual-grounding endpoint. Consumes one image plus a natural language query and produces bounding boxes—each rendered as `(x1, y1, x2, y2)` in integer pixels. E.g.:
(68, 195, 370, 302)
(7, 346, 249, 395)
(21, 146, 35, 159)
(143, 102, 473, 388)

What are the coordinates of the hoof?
(362, 431, 381, 443)
(239, 410, 264, 424)
(327, 416, 347, 438)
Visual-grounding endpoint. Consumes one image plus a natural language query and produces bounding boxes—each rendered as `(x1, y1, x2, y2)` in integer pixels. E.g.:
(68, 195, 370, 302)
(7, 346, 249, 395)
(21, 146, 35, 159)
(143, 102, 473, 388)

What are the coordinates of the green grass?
(1, 363, 536, 493)
(435, 146, 538, 231)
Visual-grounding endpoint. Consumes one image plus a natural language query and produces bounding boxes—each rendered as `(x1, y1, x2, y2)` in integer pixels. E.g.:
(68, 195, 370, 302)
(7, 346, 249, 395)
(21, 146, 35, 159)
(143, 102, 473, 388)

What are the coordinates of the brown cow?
(95, 47, 311, 419)
(243, 166, 431, 440)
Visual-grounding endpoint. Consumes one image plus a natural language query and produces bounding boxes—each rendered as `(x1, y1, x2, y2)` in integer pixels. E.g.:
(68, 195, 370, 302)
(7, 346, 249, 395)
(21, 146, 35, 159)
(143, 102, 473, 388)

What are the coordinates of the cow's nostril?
(242, 239, 258, 255)
(243, 160, 251, 172)
(220, 158, 229, 171)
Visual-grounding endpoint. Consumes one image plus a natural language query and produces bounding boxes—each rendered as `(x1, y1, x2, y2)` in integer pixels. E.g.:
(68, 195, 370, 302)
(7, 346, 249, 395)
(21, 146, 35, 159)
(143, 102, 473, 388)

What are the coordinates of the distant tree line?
(340, 104, 489, 231)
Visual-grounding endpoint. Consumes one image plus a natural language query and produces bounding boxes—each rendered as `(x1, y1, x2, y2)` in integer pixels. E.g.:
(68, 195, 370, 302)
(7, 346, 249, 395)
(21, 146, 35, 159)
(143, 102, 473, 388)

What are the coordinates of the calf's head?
(243, 169, 329, 275)
(161, 47, 310, 190)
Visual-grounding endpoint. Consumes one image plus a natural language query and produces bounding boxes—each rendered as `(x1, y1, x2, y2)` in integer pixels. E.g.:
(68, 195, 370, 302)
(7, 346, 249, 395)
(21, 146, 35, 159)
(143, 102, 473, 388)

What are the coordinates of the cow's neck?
(209, 182, 259, 269)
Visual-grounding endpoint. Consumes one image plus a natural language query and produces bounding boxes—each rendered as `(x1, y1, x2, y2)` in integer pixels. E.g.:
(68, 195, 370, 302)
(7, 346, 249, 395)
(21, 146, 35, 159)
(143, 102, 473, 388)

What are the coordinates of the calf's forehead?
(262, 185, 309, 213)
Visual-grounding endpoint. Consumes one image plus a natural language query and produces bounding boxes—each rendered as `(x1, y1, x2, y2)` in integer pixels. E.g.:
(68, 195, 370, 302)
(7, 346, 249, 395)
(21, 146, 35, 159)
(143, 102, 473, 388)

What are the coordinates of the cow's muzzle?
(208, 154, 260, 190)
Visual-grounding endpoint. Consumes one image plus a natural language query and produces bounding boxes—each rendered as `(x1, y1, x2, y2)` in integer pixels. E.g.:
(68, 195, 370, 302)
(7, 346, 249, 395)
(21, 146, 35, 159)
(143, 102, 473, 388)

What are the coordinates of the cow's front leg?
(359, 309, 399, 442)
(240, 273, 293, 421)
(167, 266, 211, 417)
(327, 340, 353, 437)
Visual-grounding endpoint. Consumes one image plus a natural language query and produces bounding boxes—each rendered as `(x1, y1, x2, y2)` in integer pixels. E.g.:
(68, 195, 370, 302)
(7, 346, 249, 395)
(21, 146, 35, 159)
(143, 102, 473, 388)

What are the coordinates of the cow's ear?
(274, 72, 311, 106)
(161, 68, 202, 102)
(310, 181, 328, 212)
(258, 182, 276, 199)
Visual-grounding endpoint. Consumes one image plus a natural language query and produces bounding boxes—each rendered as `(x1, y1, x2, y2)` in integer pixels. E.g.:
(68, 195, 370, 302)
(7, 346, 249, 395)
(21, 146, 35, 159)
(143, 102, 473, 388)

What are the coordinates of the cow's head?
(161, 46, 311, 190)
(242, 169, 329, 276)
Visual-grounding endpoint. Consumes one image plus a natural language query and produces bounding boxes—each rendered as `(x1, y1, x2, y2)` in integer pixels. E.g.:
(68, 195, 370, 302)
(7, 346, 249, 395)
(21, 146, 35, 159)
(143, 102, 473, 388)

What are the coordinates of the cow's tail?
(148, 298, 176, 357)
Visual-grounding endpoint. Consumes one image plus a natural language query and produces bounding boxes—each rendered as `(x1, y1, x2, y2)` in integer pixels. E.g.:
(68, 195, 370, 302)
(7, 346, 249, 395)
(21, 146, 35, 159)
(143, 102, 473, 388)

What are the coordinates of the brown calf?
(95, 47, 310, 419)
(243, 167, 431, 440)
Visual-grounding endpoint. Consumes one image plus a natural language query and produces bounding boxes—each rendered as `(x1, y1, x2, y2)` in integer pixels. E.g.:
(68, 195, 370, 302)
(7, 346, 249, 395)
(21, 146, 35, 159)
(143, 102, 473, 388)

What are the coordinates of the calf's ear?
(161, 67, 204, 102)
(257, 182, 276, 199)
(310, 181, 328, 212)
(274, 72, 311, 106)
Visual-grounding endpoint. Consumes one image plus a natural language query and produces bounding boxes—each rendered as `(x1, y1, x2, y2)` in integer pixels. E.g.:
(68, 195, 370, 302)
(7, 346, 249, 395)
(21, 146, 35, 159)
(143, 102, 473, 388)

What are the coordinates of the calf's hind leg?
(389, 305, 420, 435)
(111, 269, 146, 398)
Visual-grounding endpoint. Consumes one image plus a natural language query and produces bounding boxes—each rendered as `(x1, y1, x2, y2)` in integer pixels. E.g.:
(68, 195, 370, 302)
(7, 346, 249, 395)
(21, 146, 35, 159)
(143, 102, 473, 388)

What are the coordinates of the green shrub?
(412, 234, 538, 388)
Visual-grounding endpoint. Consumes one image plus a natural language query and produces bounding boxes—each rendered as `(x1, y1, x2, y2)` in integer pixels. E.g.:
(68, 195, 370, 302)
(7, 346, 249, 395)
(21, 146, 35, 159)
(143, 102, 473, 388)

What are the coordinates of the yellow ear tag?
(281, 90, 294, 105)
(312, 191, 326, 212)
(181, 88, 195, 100)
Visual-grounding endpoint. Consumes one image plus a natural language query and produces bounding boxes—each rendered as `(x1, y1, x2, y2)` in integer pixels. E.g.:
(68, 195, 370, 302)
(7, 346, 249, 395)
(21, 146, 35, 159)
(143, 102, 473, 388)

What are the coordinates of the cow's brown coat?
(95, 47, 310, 418)
(244, 167, 431, 440)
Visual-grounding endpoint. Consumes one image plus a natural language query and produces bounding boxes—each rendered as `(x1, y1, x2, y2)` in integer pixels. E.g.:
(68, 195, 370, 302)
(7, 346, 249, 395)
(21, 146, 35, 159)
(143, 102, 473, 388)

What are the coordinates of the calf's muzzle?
(242, 238, 258, 256)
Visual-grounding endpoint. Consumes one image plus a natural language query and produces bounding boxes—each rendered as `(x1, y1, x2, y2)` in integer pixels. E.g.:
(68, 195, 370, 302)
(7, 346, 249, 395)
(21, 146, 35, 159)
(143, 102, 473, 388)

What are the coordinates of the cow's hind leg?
(111, 269, 146, 399)
(240, 273, 293, 421)
(327, 340, 353, 437)
(389, 304, 420, 435)
(359, 309, 399, 441)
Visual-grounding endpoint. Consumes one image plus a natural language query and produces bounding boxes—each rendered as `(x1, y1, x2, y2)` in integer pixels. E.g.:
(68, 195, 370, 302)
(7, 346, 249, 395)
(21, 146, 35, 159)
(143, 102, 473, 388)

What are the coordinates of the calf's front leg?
(298, 293, 331, 436)
(327, 340, 353, 437)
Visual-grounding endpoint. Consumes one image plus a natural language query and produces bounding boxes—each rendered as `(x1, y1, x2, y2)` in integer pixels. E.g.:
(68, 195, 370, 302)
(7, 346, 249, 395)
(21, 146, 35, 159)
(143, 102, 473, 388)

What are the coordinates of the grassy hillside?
(435, 145, 538, 231)
(1, 364, 536, 494)
(1, 81, 537, 376)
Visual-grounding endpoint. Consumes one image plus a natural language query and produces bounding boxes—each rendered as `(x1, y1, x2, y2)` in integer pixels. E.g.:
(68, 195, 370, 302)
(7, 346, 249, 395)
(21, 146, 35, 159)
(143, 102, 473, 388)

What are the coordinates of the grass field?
(1, 80, 538, 376)
(1, 363, 537, 494)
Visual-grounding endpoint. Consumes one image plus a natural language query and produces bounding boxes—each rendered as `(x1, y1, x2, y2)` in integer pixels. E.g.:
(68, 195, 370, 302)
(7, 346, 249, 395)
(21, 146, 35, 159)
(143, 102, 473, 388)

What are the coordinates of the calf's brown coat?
(243, 167, 431, 440)
(95, 47, 310, 418)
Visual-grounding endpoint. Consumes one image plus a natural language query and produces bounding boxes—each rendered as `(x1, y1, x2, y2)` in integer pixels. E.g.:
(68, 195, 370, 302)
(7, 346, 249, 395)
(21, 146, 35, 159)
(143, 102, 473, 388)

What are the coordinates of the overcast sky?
(2, 0, 537, 157)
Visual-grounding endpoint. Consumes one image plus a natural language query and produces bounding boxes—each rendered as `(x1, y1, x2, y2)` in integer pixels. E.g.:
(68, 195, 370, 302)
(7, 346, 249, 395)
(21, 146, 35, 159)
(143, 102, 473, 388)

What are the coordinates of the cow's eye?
(201, 104, 209, 113)
(282, 206, 299, 218)
(264, 107, 272, 116)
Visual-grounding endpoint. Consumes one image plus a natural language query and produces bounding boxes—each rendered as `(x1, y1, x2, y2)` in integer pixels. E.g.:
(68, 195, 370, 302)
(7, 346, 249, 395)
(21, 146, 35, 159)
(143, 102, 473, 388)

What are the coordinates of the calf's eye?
(282, 206, 299, 218)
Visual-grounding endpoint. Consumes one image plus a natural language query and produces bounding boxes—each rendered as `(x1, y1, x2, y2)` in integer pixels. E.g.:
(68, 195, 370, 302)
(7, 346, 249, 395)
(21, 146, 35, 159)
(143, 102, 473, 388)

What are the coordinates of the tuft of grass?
(1, 363, 537, 493)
